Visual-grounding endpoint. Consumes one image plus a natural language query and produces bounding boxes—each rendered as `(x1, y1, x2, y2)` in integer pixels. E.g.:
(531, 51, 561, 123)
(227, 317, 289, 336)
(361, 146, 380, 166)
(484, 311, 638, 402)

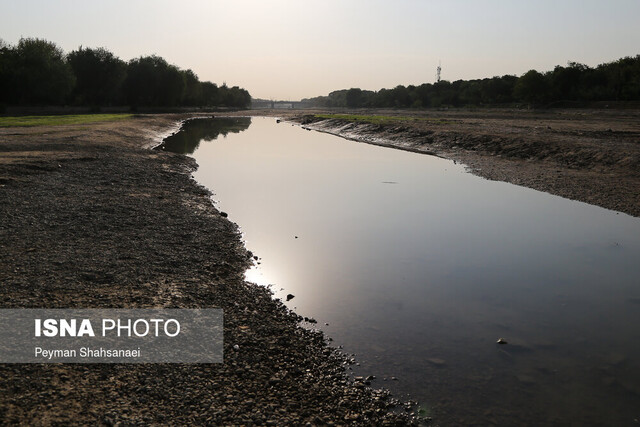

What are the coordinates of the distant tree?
(326, 90, 348, 107)
(13, 38, 75, 105)
(602, 56, 640, 101)
(123, 56, 157, 106)
(458, 80, 482, 106)
(494, 75, 518, 103)
(345, 88, 364, 108)
(474, 75, 517, 105)
(235, 87, 251, 108)
(0, 37, 251, 109)
(0, 39, 16, 105)
(414, 83, 432, 107)
(67, 46, 126, 105)
(431, 80, 455, 107)
(514, 70, 551, 106)
(219, 85, 251, 108)
(618, 55, 640, 100)
(124, 56, 184, 107)
(304, 56, 639, 109)
(158, 63, 184, 106)
(549, 62, 588, 102)
(395, 85, 412, 107)
(181, 69, 202, 106)
(200, 81, 220, 106)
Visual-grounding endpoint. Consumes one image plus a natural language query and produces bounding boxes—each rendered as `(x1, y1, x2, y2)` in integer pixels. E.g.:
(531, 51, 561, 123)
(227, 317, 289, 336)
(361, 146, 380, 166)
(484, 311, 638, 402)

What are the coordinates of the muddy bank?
(0, 115, 419, 425)
(280, 109, 640, 217)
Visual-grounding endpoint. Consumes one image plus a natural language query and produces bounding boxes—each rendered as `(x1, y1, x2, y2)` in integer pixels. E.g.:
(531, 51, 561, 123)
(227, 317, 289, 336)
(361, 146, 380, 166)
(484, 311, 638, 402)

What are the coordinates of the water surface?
(163, 117, 640, 426)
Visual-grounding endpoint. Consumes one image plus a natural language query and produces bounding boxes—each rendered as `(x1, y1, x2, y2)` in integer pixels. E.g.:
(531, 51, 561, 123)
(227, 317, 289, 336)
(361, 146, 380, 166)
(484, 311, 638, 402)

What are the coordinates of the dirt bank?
(0, 114, 419, 425)
(260, 108, 639, 217)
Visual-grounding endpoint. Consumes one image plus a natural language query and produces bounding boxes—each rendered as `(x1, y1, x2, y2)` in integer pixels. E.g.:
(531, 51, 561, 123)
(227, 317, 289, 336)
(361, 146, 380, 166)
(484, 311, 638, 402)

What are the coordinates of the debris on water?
(497, 338, 508, 344)
(220, 211, 228, 218)
(295, 236, 298, 239)
(286, 294, 295, 301)
(276, 119, 281, 123)
(232, 344, 239, 351)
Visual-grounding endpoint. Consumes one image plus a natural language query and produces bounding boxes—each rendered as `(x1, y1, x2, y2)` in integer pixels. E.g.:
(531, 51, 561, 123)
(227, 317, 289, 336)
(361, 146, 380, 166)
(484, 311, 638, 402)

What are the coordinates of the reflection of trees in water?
(160, 117, 252, 154)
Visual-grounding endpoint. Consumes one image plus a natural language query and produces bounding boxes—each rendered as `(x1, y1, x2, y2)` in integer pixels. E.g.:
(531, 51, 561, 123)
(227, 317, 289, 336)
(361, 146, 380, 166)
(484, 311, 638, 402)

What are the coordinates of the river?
(160, 116, 640, 426)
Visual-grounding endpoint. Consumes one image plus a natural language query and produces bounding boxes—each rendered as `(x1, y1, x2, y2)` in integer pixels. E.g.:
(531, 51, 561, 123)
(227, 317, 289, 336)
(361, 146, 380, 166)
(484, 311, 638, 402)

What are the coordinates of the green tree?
(345, 88, 364, 108)
(67, 46, 126, 105)
(200, 81, 220, 106)
(549, 62, 587, 102)
(158, 63, 184, 106)
(514, 70, 551, 106)
(0, 39, 16, 105)
(181, 69, 202, 106)
(219, 85, 251, 108)
(390, 85, 411, 107)
(13, 38, 75, 105)
(431, 80, 455, 107)
(124, 56, 184, 107)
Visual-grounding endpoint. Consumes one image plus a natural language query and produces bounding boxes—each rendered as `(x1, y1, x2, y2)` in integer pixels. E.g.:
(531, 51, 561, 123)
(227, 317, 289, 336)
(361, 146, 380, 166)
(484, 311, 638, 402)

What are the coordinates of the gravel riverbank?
(0, 114, 420, 425)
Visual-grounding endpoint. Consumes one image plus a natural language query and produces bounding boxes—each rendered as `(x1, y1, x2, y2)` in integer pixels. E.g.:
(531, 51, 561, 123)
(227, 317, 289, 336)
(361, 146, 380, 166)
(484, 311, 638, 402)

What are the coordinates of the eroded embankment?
(0, 115, 420, 425)
(291, 112, 640, 217)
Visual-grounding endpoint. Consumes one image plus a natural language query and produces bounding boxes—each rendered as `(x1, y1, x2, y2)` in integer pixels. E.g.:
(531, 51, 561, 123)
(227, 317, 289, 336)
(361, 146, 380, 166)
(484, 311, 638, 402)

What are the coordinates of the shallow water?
(162, 117, 640, 425)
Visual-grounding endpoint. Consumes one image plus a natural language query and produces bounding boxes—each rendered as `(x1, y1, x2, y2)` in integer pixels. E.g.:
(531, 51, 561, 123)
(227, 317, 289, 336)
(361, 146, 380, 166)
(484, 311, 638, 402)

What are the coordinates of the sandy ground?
(0, 114, 418, 425)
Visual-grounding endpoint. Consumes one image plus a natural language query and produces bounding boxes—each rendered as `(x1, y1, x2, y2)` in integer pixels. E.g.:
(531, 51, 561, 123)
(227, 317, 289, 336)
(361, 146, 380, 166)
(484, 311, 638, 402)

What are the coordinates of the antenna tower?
(436, 61, 442, 83)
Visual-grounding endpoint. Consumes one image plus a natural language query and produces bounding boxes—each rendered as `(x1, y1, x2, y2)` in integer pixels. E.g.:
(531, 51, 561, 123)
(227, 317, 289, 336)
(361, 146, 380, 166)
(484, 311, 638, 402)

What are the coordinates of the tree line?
(302, 55, 640, 109)
(0, 38, 251, 109)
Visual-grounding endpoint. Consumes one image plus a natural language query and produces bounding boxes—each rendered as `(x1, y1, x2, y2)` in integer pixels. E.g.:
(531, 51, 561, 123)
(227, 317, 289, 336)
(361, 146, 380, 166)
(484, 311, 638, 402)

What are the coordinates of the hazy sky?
(1, 0, 639, 100)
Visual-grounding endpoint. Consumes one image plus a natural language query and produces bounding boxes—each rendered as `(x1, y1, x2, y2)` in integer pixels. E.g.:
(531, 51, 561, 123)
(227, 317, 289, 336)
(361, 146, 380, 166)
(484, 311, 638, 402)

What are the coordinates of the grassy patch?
(0, 114, 133, 128)
(314, 114, 454, 125)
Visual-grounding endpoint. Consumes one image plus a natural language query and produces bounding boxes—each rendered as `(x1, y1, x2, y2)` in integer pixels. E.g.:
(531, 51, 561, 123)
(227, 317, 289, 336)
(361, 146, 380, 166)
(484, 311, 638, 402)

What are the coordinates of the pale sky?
(1, 0, 639, 101)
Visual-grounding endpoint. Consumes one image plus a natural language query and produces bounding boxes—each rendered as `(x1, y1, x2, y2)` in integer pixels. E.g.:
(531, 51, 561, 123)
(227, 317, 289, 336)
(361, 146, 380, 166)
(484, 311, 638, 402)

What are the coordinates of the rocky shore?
(0, 115, 420, 425)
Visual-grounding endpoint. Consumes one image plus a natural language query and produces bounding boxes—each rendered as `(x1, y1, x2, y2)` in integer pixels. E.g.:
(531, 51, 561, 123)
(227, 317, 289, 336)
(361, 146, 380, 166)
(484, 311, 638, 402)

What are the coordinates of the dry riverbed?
(2, 108, 638, 425)
(0, 114, 419, 425)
